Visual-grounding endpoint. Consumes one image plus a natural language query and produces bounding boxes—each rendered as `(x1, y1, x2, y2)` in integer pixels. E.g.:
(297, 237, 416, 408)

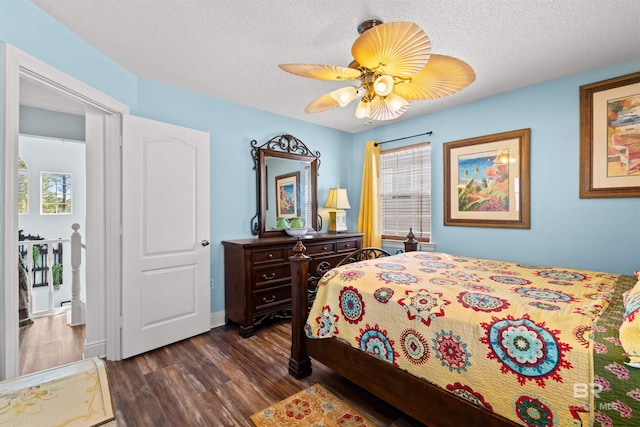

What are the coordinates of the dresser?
(222, 233, 363, 337)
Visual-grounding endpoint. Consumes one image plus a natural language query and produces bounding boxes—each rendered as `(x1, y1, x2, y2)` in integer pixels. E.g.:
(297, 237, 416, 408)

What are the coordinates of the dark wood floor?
(106, 320, 428, 426)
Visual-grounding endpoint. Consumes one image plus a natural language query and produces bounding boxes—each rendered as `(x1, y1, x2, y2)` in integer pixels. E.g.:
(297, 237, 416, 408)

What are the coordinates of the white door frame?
(1, 43, 129, 379)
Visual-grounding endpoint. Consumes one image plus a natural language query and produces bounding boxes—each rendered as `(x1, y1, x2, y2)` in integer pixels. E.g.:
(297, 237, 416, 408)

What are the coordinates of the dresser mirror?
(251, 134, 320, 237)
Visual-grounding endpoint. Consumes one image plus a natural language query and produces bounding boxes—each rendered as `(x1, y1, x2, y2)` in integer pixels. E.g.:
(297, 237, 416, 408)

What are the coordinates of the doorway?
(3, 44, 211, 379)
(17, 131, 87, 375)
(2, 43, 128, 379)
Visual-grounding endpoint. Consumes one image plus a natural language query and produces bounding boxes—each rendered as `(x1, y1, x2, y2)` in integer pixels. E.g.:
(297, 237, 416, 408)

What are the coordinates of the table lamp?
(324, 185, 351, 232)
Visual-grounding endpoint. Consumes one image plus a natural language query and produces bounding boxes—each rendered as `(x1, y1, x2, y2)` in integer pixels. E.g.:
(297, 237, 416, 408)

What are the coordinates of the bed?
(288, 238, 640, 427)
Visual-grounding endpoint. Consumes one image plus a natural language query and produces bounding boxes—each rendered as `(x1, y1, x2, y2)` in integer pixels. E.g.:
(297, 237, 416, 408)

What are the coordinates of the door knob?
(201, 240, 210, 247)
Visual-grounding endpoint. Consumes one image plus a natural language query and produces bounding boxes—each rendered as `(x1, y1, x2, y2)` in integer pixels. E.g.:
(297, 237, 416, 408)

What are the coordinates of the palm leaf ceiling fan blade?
(279, 64, 361, 81)
(279, 20, 474, 122)
(393, 54, 476, 101)
(352, 21, 431, 76)
(304, 91, 340, 113)
(368, 96, 409, 121)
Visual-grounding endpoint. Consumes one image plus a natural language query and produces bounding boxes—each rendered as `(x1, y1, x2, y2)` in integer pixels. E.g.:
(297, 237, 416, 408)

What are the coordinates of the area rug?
(250, 383, 375, 427)
(0, 357, 115, 427)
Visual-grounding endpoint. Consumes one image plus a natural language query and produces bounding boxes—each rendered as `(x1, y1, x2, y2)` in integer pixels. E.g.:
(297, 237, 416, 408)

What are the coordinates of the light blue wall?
(1, 0, 353, 314)
(20, 106, 85, 141)
(350, 58, 640, 275)
(134, 79, 351, 311)
(1, 0, 639, 324)
(0, 0, 137, 108)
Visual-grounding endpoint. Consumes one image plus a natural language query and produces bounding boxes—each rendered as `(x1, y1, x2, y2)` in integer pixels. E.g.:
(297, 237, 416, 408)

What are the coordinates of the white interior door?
(121, 114, 210, 358)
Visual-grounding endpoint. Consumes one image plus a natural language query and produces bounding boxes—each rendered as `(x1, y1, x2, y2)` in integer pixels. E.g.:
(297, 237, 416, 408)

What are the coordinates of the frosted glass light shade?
(330, 86, 358, 107)
(384, 92, 408, 113)
(355, 99, 371, 118)
(373, 75, 394, 96)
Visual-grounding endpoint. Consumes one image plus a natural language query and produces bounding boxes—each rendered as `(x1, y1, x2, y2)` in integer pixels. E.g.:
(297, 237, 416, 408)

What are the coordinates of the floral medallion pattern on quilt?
(308, 251, 625, 426)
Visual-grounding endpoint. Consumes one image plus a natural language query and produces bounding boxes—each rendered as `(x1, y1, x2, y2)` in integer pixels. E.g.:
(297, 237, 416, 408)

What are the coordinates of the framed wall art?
(579, 71, 640, 198)
(444, 128, 530, 228)
(275, 171, 300, 218)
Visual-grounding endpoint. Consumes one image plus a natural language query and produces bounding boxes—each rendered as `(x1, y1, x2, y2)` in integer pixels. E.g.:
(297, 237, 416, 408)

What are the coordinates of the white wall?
(18, 135, 86, 311)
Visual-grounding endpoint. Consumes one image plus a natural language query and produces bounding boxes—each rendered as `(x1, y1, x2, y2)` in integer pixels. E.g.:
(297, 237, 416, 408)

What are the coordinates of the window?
(380, 143, 431, 241)
(41, 172, 72, 214)
(18, 158, 28, 214)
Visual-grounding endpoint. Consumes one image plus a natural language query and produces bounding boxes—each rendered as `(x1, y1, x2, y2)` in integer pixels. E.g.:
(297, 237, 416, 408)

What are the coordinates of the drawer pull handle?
(345, 244, 350, 248)
(263, 295, 276, 303)
(268, 253, 273, 259)
(323, 246, 328, 251)
(262, 273, 276, 280)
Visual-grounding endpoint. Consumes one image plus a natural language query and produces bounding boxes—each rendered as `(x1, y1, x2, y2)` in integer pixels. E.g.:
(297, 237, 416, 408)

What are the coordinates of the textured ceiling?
(27, 0, 640, 133)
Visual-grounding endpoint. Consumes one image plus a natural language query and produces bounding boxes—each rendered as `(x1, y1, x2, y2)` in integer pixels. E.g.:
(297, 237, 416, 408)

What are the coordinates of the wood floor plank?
(17, 312, 426, 425)
(106, 321, 426, 426)
(19, 313, 85, 375)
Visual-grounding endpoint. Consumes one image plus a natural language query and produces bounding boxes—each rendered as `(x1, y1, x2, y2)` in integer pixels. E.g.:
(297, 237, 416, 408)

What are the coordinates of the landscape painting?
(457, 150, 510, 212)
(275, 172, 299, 218)
(444, 129, 530, 229)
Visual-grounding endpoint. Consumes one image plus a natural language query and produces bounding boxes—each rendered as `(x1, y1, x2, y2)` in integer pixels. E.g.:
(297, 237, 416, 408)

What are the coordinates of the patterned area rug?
(251, 383, 375, 427)
(0, 357, 115, 427)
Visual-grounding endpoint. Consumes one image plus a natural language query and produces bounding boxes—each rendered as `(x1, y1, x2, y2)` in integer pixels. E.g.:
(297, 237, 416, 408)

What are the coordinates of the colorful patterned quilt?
(305, 251, 628, 427)
(590, 274, 640, 426)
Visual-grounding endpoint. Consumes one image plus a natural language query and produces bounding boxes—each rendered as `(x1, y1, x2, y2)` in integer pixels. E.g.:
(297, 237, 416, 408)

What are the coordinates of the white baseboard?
(210, 310, 226, 329)
(84, 339, 107, 359)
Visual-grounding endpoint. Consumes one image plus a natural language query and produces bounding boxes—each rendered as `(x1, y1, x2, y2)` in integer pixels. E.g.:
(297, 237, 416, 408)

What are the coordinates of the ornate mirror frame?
(251, 134, 321, 237)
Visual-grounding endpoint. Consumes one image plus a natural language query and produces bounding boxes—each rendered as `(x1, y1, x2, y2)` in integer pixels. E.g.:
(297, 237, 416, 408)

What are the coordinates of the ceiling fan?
(279, 19, 476, 121)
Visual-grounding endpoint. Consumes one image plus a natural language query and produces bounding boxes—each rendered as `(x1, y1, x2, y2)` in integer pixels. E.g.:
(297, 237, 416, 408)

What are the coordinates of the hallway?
(19, 312, 85, 375)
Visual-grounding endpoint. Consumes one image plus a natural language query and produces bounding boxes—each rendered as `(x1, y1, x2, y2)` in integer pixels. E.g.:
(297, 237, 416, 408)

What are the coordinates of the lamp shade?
(355, 99, 371, 118)
(373, 74, 394, 96)
(330, 86, 358, 107)
(324, 185, 351, 209)
(384, 92, 408, 113)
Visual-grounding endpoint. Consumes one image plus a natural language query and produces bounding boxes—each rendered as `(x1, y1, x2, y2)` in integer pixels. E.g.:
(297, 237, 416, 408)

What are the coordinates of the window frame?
(379, 142, 431, 242)
(18, 157, 28, 215)
(40, 171, 73, 215)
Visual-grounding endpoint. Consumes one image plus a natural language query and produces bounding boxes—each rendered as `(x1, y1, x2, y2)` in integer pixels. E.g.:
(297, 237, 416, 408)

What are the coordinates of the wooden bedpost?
(289, 237, 312, 378)
(404, 228, 418, 252)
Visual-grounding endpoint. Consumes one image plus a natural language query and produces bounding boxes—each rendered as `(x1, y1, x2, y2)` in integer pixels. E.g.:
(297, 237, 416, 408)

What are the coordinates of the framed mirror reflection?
(250, 134, 320, 237)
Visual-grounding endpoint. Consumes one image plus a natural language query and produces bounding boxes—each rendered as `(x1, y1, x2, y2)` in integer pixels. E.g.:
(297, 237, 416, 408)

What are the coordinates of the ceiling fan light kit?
(330, 86, 358, 107)
(279, 20, 475, 122)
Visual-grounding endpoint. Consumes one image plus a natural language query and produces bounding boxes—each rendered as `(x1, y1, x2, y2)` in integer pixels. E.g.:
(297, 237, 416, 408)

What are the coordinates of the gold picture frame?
(275, 171, 300, 219)
(579, 71, 640, 198)
(444, 129, 530, 228)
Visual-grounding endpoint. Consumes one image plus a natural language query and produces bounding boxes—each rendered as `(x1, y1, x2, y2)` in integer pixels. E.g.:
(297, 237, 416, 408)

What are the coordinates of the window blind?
(380, 143, 431, 241)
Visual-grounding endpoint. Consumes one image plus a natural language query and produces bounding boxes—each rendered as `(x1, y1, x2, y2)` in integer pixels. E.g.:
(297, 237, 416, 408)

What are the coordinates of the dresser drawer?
(223, 233, 362, 337)
(252, 247, 287, 263)
(253, 285, 291, 313)
(336, 239, 358, 253)
(252, 263, 291, 288)
(304, 241, 337, 256)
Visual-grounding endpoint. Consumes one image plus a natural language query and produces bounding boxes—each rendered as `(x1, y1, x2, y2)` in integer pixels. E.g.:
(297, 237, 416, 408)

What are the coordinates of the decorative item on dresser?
(222, 233, 362, 337)
(250, 134, 321, 237)
(324, 184, 351, 232)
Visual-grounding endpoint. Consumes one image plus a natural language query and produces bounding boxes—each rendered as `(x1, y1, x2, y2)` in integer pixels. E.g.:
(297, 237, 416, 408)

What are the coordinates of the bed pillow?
(620, 273, 640, 368)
